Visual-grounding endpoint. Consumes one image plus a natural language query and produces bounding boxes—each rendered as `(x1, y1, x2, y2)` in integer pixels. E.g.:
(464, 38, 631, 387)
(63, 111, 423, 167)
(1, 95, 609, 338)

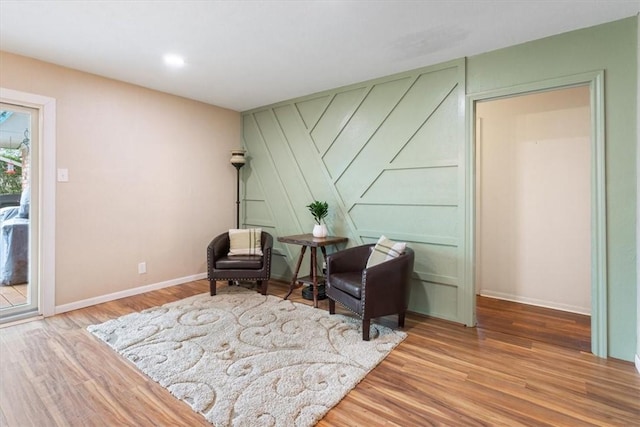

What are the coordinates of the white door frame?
(465, 70, 607, 357)
(1, 88, 56, 318)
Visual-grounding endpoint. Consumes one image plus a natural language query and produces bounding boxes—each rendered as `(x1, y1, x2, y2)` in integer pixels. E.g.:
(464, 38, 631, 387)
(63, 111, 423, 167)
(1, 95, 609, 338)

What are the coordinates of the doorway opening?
(0, 103, 40, 323)
(468, 73, 607, 357)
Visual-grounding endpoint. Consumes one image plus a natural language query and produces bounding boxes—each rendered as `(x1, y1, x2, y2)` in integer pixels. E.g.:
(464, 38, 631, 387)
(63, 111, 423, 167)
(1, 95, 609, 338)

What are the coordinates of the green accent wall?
(243, 59, 468, 324)
(243, 17, 638, 361)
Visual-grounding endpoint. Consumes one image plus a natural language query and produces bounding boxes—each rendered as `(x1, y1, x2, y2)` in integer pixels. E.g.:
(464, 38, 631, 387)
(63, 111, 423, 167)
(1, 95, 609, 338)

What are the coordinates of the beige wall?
(0, 51, 241, 306)
(476, 86, 591, 314)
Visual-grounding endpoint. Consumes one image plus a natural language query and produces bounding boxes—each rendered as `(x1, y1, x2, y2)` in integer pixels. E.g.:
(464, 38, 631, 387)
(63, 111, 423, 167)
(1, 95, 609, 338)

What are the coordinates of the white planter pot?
(312, 224, 328, 238)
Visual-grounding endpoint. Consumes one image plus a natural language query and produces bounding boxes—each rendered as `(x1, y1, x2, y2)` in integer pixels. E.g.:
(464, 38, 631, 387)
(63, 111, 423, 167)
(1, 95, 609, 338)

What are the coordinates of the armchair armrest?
(261, 232, 274, 253)
(362, 248, 415, 304)
(261, 232, 273, 266)
(208, 233, 230, 262)
(327, 244, 374, 275)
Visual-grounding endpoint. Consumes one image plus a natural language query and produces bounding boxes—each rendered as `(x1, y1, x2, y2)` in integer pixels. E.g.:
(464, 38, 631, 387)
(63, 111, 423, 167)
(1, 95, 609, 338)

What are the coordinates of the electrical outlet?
(138, 262, 146, 274)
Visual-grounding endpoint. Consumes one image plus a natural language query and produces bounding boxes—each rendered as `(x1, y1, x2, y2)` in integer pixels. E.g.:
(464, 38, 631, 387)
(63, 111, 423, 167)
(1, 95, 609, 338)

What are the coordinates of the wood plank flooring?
(0, 284, 28, 308)
(1, 280, 638, 426)
(475, 295, 592, 353)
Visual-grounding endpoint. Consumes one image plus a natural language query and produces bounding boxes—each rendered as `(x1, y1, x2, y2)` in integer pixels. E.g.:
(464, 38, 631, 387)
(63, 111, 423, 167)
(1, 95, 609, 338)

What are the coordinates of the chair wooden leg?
(362, 319, 370, 341)
(329, 299, 335, 314)
(209, 280, 217, 296)
(398, 312, 406, 328)
(258, 280, 267, 295)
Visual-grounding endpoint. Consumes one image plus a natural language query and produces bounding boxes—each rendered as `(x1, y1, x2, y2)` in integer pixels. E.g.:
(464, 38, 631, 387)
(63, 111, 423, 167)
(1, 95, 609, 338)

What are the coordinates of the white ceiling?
(1, 1, 638, 112)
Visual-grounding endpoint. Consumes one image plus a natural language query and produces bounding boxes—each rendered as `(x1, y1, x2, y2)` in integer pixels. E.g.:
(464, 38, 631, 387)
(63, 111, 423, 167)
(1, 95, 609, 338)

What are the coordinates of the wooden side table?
(277, 234, 348, 308)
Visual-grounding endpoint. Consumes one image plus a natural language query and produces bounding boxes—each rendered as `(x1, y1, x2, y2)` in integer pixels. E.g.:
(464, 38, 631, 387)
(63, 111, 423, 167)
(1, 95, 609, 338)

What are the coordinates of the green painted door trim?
(465, 70, 607, 358)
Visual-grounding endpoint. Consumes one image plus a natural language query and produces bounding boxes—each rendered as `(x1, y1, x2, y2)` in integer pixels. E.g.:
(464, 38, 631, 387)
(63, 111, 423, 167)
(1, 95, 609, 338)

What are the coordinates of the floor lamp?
(230, 150, 246, 229)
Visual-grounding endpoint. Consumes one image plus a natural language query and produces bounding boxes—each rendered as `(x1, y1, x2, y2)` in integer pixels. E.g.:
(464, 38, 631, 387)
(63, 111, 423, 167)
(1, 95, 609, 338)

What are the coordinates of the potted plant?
(307, 200, 329, 237)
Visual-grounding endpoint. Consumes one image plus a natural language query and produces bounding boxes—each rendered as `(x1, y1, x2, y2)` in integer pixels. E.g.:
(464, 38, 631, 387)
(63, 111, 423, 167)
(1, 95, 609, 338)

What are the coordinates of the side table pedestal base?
(302, 284, 327, 301)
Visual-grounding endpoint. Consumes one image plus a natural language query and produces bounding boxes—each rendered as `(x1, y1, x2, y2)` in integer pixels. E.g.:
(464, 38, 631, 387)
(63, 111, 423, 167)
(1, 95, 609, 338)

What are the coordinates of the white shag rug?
(87, 285, 406, 427)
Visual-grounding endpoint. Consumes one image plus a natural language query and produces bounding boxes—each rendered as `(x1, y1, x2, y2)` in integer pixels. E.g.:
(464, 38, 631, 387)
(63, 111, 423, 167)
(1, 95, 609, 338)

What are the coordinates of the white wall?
(476, 86, 591, 314)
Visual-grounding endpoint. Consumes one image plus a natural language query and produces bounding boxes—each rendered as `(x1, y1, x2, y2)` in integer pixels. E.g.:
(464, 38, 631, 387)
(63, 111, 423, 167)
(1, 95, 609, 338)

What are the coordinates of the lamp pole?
(230, 150, 246, 229)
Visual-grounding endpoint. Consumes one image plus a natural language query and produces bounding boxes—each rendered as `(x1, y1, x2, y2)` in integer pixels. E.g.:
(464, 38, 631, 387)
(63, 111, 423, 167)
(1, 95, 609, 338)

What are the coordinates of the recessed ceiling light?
(163, 54, 185, 68)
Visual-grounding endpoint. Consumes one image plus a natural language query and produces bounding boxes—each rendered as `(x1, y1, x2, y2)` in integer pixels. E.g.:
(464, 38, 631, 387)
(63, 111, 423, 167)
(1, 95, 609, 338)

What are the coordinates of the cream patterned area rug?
(87, 286, 406, 427)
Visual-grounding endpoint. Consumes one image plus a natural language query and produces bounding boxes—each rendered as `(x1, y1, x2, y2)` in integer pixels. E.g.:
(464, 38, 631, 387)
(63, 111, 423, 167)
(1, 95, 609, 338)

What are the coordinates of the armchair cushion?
(328, 271, 363, 299)
(228, 228, 263, 256)
(366, 235, 406, 268)
(215, 255, 263, 270)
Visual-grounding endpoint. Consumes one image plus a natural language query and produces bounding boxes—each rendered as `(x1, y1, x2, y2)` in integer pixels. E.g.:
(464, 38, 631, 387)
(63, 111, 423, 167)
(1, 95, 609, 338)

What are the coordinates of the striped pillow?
(228, 228, 263, 256)
(366, 235, 406, 268)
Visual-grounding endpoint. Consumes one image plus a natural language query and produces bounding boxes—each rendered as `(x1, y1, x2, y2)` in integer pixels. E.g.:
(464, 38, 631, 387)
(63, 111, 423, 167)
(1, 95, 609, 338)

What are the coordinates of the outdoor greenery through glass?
(0, 148, 23, 194)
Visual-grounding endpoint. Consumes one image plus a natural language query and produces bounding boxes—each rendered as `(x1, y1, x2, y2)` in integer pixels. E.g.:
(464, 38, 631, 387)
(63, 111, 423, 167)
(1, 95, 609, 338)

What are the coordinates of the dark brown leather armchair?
(207, 231, 273, 296)
(326, 244, 415, 340)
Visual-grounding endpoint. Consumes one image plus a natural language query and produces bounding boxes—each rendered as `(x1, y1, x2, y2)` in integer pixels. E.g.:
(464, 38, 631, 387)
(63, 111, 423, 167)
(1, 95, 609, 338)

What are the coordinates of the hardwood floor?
(476, 295, 592, 353)
(1, 280, 638, 426)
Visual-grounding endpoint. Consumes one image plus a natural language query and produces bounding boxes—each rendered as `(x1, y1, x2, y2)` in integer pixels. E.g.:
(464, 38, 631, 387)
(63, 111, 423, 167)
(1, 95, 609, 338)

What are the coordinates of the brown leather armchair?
(207, 231, 273, 296)
(326, 244, 415, 340)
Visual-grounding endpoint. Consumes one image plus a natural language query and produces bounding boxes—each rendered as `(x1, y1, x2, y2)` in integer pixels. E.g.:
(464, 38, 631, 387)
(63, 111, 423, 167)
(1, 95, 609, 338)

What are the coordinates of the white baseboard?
(55, 273, 208, 315)
(636, 354, 640, 374)
(479, 290, 591, 315)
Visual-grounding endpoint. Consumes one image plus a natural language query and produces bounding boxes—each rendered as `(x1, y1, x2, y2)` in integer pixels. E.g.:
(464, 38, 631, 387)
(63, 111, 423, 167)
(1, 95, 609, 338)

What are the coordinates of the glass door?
(0, 102, 39, 323)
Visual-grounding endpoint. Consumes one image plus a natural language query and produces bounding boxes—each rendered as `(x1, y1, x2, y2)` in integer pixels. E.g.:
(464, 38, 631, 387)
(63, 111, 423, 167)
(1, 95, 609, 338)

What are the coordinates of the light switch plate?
(57, 168, 69, 182)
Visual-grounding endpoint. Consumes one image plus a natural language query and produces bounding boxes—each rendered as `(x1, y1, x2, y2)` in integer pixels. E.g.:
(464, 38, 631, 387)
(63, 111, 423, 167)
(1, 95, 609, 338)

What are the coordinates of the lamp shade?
(230, 149, 247, 167)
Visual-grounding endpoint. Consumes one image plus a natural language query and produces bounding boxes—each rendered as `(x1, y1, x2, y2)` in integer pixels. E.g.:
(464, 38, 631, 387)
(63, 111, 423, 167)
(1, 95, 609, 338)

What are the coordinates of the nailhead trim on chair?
(328, 269, 371, 339)
(329, 288, 364, 320)
(333, 298, 361, 318)
(361, 271, 367, 319)
(208, 276, 269, 282)
(265, 247, 272, 278)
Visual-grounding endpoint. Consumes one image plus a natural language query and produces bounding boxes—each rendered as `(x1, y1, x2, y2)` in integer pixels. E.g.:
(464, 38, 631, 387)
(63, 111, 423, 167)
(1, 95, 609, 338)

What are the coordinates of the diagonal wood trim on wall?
(242, 59, 467, 322)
